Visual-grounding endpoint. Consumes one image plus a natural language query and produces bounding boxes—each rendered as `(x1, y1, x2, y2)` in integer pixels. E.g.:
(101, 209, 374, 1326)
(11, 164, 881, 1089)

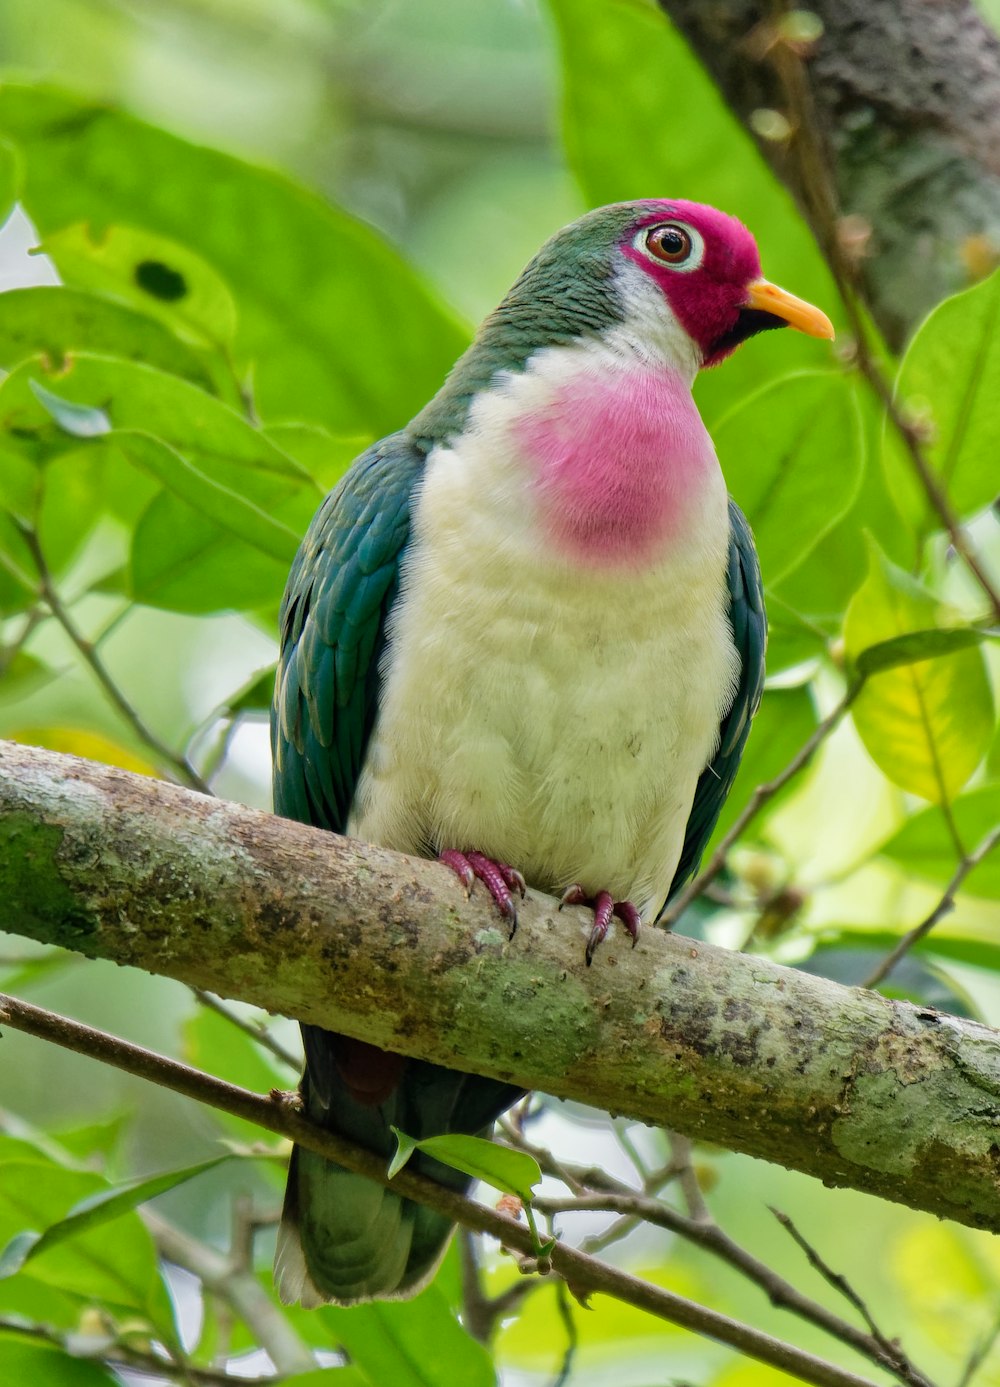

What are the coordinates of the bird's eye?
(645, 224, 694, 264)
(640, 219, 701, 270)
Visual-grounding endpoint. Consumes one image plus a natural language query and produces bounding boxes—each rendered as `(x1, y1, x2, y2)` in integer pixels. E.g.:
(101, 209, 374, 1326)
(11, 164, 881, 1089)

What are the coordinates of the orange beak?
(744, 279, 835, 340)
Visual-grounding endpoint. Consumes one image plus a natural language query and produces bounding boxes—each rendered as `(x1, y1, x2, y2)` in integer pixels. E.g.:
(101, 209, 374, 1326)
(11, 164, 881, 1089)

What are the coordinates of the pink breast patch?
(515, 365, 716, 568)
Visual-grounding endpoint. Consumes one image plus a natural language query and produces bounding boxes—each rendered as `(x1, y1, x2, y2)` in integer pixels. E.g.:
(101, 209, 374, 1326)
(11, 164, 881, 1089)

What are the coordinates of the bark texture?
(2, 739, 1000, 1232)
(658, 0, 1000, 347)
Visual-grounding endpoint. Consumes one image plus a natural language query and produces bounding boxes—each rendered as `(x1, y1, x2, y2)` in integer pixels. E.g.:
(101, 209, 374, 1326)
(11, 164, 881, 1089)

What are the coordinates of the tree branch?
(2, 738, 1000, 1235)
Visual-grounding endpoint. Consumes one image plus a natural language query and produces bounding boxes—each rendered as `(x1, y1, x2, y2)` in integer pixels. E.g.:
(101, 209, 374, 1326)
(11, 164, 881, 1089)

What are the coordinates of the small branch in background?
(0, 991, 885, 1387)
(0, 1316, 279, 1387)
(770, 1208, 926, 1384)
(551, 1280, 579, 1387)
(660, 678, 865, 927)
(17, 524, 212, 794)
(768, 12, 1000, 624)
(864, 824, 1000, 988)
(459, 1229, 537, 1344)
(146, 1209, 316, 1377)
(190, 988, 301, 1072)
(956, 1311, 1000, 1387)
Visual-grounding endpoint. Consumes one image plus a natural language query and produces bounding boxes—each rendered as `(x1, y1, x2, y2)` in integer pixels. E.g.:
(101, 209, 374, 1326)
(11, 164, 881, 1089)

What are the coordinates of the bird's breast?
(347, 347, 739, 918)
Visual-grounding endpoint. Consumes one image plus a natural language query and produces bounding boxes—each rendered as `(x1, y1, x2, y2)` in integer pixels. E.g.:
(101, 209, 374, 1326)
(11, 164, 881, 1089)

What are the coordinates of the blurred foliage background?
(0, 1, 998, 1385)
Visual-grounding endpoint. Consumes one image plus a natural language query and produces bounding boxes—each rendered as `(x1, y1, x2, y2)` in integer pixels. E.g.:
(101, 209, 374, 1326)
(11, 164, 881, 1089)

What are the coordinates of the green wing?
(667, 499, 766, 899)
(272, 430, 423, 833)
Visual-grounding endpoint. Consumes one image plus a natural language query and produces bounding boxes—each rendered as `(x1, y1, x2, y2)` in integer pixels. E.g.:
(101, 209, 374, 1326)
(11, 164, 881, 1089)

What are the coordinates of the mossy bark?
(2, 738, 999, 1231)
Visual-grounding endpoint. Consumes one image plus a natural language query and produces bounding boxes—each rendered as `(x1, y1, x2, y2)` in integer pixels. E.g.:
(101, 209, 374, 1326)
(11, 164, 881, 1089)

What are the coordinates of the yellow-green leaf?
(845, 542, 994, 801)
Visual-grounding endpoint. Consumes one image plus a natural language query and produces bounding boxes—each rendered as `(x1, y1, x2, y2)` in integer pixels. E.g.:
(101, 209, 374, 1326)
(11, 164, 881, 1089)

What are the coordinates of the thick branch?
(657, 0, 1000, 347)
(2, 739, 1000, 1234)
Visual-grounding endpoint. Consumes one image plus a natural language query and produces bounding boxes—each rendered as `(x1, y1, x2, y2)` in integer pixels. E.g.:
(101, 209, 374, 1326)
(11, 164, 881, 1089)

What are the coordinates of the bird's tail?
(274, 1027, 522, 1306)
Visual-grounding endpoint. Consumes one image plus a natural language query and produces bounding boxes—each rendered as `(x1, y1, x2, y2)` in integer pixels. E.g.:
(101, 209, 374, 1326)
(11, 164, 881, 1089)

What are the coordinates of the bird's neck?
(456, 339, 721, 572)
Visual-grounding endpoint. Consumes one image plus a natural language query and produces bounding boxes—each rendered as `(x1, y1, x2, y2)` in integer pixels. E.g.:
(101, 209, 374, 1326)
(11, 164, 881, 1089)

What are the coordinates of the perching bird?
(271, 199, 833, 1306)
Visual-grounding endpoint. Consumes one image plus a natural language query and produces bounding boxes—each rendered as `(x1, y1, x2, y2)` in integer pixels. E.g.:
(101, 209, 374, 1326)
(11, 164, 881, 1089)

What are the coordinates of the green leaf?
(855, 625, 991, 675)
(712, 372, 864, 586)
(706, 683, 818, 846)
(40, 221, 238, 350)
(283, 1372, 372, 1387)
(320, 1286, 497, 1387)
(0, 138, 20, 230)
(1, 84, 468, 434)
(844, 541, 994, 801)
(263, 423, 370, 491)
(226, 663, 277, 716)
(119, 433, 300, 564)
(879, 788, 1000, 899)
(0, 1338, 118, 1387)
(29, 379, 111, 438)
(0, 1157, 232, 1279)
(389, 1127, 540, 1203)
(0, 1158, 176, 1341)
(885, 268, 1000, 546)
(0, 286, 218, 391)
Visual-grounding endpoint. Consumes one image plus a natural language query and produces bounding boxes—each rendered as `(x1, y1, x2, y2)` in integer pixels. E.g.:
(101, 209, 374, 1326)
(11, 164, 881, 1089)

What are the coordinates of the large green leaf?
(0, 1338, 117, 1387)
(0, 84, 469, 433)
(320, 1287, 497, 1387)
(878, 787, 1000, 899)
(0, 1157, 232, 1279)
(0, 1157, 176, 1341)
(388, 1129, 540, 1203)
(845, 542, 994, 801)
(706, 683, 818, 846)
(40, 221, 238, 351)
(712, 372, 863, 586)
(0, 286, 219, 391)
(0, 352, 320, 610)
(885, 269, 1000, 547)
(0, 138, 19, 229)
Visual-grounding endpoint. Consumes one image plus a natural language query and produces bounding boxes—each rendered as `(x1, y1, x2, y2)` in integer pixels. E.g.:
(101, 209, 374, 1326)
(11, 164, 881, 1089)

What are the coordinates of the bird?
(270, 198, 834, 1307)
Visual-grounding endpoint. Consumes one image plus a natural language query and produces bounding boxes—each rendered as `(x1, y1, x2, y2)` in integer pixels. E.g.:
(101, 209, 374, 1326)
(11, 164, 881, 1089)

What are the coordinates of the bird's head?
(494, 199, 834, 376)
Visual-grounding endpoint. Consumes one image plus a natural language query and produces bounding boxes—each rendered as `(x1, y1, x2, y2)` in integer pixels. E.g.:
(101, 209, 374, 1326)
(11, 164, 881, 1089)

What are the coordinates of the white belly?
(347, 365, 738, 921)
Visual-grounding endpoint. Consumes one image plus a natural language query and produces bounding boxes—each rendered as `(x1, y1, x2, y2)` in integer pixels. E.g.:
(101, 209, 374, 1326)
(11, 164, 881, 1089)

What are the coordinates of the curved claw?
(562, 885, 642, 964)
(440, 849, 522, 939)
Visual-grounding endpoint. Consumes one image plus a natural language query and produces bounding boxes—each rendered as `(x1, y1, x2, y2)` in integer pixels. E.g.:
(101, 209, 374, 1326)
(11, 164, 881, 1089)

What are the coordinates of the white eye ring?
(636, 221, 705, 273)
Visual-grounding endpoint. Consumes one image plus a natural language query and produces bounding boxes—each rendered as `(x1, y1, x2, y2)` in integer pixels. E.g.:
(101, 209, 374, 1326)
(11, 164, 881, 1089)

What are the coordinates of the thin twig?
(771, 1208, 925, 1380)
(17, 524, 212, 793)
(537, 1192, 933, 1387)
(190, 988, 301, 1072)
(864, 824, 1000, 988)
(551, 1280, 579, 1387)
(660, 678, 865, 926)
(0, 991, 884, 1387)
(146, 1210, 315, 1376)
(955, 1309, 1000, 1387)
(0, 1315, 279, 1385)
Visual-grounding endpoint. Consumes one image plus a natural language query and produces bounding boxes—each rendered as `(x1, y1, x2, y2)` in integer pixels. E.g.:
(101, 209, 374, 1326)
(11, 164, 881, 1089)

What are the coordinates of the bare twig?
(0, 991, 884, 1387)
(0, 1314, 279, 1385)
(955, 1310, 1000, 1387)
(537, 1191, 933, 1386)
(771, 1208, 926, 1382)
(864, 824, 1000, 988)
(17, 524, 212, 793)
(660, 678, 865, 926)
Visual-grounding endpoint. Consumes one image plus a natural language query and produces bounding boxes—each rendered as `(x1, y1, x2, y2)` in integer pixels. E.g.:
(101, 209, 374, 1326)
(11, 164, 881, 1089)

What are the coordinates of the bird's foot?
(440, 849, 526, 938)
(560, 885, 641, 965)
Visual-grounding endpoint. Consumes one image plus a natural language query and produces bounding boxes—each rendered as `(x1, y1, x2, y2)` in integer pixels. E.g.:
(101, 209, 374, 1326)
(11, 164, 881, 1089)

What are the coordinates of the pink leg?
(439, 849, 524, 938)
